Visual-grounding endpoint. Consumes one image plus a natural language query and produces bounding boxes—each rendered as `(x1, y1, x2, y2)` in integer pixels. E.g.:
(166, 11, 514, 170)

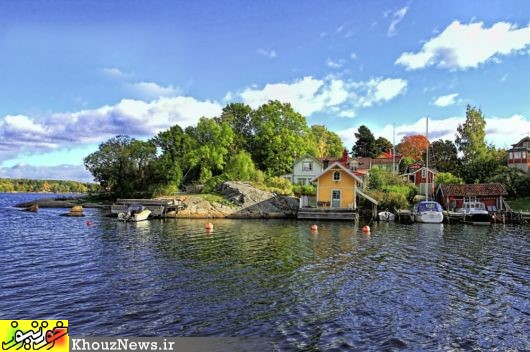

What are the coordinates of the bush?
(292, 184, 317, 196)
(202, 175, 228, 194)
(264, 176, 293, 195)
(366, 189, 409, 210)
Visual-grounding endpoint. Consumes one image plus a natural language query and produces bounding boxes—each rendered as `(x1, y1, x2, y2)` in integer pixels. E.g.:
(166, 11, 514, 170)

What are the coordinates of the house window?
(333, 171, 341, 181)
(302, 162, 313, 171)
(421, 168, 427, 178)
(298, 178, 306, 185)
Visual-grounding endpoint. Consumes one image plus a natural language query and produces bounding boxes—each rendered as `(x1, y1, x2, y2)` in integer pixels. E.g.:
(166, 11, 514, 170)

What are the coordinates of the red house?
(507, 136, 530, 173)
(436, 183, 508, 211)
(401, 164, 437, 195)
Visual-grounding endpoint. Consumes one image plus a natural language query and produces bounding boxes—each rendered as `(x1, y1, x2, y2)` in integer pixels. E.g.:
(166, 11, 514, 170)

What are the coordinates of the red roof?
(438, 183, 507, 197)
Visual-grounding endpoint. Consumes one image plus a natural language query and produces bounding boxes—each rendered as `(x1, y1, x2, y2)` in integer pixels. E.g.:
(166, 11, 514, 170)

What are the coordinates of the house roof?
(401, 166, 437, 176)
(293, 154, 322, 166)
(511, 136, 530, 148)
(310, 161, 363, 183)
(438, 183, 507, 197)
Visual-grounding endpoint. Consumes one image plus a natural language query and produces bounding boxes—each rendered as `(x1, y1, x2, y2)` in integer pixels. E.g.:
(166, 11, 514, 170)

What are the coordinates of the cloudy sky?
(1, 0, 530, 182)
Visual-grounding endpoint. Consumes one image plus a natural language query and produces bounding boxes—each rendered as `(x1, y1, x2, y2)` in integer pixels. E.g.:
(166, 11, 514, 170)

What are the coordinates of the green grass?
(507, 197, 530, 212)
(195, 193, 237, 207)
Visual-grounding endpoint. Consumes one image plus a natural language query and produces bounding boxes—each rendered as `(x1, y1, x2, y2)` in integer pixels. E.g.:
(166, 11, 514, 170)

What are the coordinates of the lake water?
(1, 193, 529, 351)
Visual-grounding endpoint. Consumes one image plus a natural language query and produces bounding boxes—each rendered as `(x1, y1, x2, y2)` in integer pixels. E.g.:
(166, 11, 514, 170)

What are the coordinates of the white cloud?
(434, 93, 459, 107)
(326, 58, 345, 69)
(127, 81, 179, 99)
(0, 96, 222, 162)
(0, 164, 93, 182)
(257, 48, 277, 58)
(396, 20, 530, 70)
(350, 52, 357, 60)
(354, 78, 408, 107)
(235, 75, 407, 117)
(387, 6, 408, 36)
(101, 67, 131, 78)
(337, 114, 530, 149)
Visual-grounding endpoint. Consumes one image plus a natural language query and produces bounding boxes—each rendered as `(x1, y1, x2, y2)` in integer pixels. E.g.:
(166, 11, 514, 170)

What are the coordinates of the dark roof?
(438, 183, 507, 197)
(511, 136, 530, 148)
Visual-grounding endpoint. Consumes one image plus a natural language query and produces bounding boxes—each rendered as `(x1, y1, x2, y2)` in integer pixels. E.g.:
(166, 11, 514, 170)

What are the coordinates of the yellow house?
(310, 161, 363, 209)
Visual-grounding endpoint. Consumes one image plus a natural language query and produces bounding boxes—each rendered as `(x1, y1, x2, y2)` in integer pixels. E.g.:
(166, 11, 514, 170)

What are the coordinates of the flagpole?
(425, 117, 429, 200)
(392, 123, 396, 174)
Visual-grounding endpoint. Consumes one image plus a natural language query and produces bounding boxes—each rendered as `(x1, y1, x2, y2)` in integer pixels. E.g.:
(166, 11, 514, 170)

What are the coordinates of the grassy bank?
(508, 197, 530, 212)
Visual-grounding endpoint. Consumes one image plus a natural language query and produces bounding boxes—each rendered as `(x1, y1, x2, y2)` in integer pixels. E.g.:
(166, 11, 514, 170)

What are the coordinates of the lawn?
(507, 197, 530, 212)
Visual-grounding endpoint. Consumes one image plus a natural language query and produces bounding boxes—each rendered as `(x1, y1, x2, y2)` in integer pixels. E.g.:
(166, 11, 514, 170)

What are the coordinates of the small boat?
(378, 210, 395, 221)
(117, 205, 151, 222)
(457, 201, 492, 225)
(413, 201, 444, 223)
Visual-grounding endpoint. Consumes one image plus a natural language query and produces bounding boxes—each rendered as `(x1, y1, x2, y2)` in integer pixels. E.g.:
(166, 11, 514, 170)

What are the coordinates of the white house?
(290, 154, 323, 185)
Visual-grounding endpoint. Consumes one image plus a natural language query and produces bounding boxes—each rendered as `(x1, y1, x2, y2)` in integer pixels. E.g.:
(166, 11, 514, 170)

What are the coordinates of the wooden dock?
(395, 209, 414, 224)
(297, 208, 357, 221)
(111, 198, 187, 218)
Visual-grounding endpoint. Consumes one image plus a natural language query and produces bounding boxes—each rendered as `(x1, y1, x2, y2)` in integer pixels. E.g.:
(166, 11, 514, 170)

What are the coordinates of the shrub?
(292, 184, 317, 196)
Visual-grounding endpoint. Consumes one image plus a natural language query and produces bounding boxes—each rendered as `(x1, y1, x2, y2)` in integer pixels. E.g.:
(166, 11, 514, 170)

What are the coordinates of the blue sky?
(1, 0, 530, 181)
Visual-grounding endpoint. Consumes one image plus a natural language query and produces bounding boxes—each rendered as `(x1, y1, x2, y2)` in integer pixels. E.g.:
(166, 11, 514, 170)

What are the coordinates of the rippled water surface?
(1, 193, 529, 351)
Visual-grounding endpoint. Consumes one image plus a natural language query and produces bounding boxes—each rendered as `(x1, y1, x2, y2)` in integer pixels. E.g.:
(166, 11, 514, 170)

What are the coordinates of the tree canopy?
(352, 125, 377, 157)
(397, 134, 429, 160)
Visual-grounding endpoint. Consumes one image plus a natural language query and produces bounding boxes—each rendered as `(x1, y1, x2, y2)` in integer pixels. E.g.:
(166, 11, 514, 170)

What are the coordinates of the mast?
(425, 117, 429, 200)
(392, 123, 396, 174)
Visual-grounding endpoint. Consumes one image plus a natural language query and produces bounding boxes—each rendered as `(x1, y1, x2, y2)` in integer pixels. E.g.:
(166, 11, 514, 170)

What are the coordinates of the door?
(331, 190, 341, 208)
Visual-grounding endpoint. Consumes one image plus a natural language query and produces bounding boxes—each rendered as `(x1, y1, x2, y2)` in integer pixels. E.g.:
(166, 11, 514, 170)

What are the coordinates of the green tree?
(455, 105, 488, 161)
(84, 135, 157, 197)
(151, 125, 189, 191)
(215, 103, 253, 152)
(429, 139, 460, 174)
(375, 136, 393, 156)
(310, 125, 344, 158)
(436, 172, 464, 185)
(224, 151, 257, 181)
(185, 117, 235, 183)
(352, 125, 377, 157)
(250, 100, 312, 175)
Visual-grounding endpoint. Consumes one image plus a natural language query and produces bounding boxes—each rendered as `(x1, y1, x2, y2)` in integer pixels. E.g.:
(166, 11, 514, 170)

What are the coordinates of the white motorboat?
(413, 201, 444, 223)
(457, 201, 492, 225)
(117, 205, 151, 222)
(378, 210, 395, 221)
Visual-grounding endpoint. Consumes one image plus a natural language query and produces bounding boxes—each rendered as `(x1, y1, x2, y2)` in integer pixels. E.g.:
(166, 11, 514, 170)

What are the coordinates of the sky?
(1, 0, 530, 182)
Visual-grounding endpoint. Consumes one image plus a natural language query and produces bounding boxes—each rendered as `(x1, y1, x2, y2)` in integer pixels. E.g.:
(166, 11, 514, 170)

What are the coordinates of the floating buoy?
(311, 224, 318, 231)
(204, 222, 214, 230)
(86, 220, 93, 227)
(362, 225, 370, 233)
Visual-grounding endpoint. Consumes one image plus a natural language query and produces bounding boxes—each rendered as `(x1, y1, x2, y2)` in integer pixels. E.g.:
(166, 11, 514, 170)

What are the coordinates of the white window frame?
(333, 171, 341, 181)
(302, 162, 313, 172)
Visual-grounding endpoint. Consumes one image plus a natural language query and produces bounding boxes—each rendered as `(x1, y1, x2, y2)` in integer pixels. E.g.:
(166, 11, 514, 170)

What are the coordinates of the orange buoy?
(311, 224, 318, 231)
(362, 225, 370, 233)
(204, 222, 214, 230)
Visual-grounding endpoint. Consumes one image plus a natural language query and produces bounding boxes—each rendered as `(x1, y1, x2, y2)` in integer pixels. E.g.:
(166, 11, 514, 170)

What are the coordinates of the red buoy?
(204, 222, 214, 230)
(362, 225, 370, 233)
(311, 224, 318, 231)
(86, 220, 93, 227)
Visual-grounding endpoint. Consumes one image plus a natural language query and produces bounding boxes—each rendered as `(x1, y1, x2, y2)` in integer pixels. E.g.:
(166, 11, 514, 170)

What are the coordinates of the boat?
(117, 205, 151, 222)
(378, 210, 395, 221)
(457, 201, 492, 225)
(413, 201, 444, 223)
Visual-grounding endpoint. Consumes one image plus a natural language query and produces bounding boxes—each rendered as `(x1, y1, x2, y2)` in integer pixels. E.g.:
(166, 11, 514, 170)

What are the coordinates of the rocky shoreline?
(15, 182, 300, 219)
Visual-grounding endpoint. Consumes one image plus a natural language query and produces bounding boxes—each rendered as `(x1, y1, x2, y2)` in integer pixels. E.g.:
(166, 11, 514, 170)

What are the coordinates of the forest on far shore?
(0, 178, 97, 193)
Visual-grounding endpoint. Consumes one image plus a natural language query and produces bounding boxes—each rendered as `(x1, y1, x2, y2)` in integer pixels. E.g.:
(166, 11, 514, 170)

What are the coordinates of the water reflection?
(0, 194, 529, 350)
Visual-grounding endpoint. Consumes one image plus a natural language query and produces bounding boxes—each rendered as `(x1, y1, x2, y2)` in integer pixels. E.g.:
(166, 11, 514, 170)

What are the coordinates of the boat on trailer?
(117, 204, 151, 222)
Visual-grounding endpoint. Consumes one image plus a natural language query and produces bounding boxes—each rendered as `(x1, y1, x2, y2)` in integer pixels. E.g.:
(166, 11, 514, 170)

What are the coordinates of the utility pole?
(392, 123, 396, 174)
